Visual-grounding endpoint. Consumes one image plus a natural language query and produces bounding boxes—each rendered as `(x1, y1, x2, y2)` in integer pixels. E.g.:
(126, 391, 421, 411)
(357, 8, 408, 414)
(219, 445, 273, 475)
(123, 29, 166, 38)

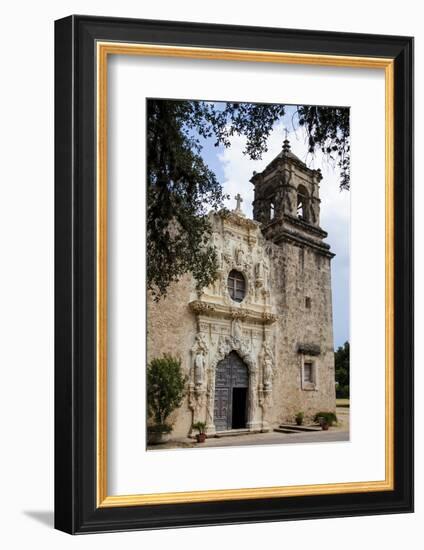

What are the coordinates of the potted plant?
(146, 423, 173, 444)
(314, 411, 337, 431)
(192, 421, 207, 443)
(147, 354, 186, 444)
(295, 412, 304, 426)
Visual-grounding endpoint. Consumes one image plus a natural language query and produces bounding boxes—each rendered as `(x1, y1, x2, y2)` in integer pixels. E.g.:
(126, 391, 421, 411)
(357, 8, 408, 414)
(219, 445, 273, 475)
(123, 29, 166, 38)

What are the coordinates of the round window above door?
(227, 270, 246, 302)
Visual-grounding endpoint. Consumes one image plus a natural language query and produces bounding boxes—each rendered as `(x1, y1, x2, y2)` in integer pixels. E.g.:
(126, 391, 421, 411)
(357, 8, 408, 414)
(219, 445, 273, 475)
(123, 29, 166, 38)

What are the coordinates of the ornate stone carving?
(190, 334, 208, 393)
(235, 245, 245, 267)
(232, 318, 243, 341)
(189, 300, 216, 315)
(261, 337, 275, 390)
(189, 209, 278, 434)
(188, 333, 209, 428)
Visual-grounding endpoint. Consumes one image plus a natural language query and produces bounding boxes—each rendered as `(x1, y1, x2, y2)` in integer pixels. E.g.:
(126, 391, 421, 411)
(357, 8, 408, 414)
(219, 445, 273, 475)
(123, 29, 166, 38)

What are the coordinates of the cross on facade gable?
(234, 193, 243, 211)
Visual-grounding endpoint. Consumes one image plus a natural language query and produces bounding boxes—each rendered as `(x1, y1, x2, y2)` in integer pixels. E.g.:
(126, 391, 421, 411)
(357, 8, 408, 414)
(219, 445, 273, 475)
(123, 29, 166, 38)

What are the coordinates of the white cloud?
(218, 122, 349, 250)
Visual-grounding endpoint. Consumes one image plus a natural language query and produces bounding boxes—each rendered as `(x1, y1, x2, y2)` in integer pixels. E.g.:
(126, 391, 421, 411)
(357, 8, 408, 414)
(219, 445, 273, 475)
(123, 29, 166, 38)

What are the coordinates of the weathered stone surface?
(147, 140, 336, 438)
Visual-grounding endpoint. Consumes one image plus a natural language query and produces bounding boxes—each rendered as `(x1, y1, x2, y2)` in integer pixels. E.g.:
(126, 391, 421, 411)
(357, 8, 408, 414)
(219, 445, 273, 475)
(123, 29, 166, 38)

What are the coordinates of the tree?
(147, 99, 350, 299)
(147, 354, 187, 428)
(334, 341, 350, 398)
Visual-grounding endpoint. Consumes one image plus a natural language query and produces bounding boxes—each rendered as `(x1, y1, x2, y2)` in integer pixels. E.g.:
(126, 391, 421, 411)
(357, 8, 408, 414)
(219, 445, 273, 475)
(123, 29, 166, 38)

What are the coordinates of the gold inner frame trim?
(96, 42, 395, 508)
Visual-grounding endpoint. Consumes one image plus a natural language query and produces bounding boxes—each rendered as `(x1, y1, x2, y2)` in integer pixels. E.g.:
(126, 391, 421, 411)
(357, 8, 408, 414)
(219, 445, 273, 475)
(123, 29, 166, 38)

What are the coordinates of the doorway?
(231, 387, 247, 429)
(214, 351, 248, 431)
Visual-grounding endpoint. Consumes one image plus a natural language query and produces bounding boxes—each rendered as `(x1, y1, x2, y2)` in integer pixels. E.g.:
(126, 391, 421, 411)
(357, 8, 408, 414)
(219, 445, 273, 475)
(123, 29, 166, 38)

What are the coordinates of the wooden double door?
(214, 351, 249, 432)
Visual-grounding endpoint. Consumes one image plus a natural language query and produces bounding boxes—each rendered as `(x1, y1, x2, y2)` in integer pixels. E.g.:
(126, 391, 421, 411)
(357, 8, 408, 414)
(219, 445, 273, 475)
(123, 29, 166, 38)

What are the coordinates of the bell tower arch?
(251, 136, 332, 257)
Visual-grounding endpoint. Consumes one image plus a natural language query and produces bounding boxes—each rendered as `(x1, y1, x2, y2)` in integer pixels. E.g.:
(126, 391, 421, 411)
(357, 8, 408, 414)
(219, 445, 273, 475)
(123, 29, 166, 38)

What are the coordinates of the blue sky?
(196, 106, 350, 349)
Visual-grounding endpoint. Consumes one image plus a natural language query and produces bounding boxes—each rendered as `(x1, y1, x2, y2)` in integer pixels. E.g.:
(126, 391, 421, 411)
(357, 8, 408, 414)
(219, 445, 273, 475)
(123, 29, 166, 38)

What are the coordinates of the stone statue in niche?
(191, 332, 208, 389)
(236, 245, 245, 267)
(232, 318, 243, 342)
(262, 337, 275, 389)
(194, 349, 205, 387)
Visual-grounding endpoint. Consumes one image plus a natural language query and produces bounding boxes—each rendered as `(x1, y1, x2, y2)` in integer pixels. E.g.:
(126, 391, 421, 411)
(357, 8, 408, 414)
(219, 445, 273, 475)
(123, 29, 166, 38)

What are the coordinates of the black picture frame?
(55, 15, 414, 534)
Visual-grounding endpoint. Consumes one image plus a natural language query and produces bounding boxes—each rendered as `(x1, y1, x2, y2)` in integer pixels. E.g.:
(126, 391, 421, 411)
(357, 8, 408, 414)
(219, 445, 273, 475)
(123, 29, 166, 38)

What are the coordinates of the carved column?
(205, 369, 216, 436)
(246, 368, 262, 431)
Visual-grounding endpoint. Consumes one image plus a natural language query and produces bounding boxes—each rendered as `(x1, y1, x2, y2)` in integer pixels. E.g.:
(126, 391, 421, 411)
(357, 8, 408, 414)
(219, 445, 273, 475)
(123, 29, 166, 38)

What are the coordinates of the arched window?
(227, 270, 246, 302)
(270, 202, 275, 220)
(297, 185, 309, 220)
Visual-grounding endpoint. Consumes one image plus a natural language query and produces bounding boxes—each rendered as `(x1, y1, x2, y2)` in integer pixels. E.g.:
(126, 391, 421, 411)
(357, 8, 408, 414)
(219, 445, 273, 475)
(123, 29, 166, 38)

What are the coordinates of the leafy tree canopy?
(147, 99, 350, 299)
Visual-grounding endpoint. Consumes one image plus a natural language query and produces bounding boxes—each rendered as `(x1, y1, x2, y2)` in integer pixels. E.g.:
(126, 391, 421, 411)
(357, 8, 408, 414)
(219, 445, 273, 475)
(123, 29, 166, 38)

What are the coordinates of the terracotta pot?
(321, 422, 329, 431)
(196, 433, 206, 443)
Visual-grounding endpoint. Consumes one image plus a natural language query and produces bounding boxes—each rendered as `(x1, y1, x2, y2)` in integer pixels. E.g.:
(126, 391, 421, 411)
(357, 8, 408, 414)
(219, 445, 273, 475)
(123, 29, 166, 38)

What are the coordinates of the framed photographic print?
(54, 15, 414, 533)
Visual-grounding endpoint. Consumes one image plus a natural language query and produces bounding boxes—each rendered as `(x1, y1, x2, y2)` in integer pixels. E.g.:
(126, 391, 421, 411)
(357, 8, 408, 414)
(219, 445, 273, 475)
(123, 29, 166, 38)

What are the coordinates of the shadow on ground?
(23, 510, 54, 528)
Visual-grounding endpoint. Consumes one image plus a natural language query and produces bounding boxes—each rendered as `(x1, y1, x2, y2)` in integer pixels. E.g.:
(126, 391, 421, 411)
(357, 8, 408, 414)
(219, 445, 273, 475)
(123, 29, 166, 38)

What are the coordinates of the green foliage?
(335, 341, 350, 398)
(147, 99, 350, 299)
(297, 106, 350, 190)
(147, 100, 226, 300)
(314, 412, 338, 426)
(295, 412, 304, 425)
(192, 421, 206, 434)
(147, 354, 187, 426)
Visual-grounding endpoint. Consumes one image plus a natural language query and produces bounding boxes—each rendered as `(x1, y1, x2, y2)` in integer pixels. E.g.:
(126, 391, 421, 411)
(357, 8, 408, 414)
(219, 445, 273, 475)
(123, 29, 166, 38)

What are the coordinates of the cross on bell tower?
(282, 128, 291, 154)
(234, 193, 243, 212)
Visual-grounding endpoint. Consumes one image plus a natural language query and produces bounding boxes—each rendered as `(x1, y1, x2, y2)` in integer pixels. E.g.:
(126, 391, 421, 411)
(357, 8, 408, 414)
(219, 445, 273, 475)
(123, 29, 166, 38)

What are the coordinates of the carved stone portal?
(188, 209, 277, 435)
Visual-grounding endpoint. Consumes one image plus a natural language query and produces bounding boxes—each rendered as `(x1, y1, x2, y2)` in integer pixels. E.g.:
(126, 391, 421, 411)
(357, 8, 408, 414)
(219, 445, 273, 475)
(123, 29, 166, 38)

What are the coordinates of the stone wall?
(147, 274, 196, 437)
(266, 241, 336, 425)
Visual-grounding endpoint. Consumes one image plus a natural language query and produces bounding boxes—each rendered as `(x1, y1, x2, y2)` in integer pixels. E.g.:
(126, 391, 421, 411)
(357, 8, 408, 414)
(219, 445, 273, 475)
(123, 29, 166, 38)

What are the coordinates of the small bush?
(314, 411, 337, 426)
(192, 421, 206, 434)
(147, 354, 186, 427)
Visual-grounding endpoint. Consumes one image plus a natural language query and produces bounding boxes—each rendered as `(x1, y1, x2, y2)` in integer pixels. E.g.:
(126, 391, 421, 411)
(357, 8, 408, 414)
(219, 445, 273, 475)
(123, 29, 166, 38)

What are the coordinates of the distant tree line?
(335, 341, 349, 398)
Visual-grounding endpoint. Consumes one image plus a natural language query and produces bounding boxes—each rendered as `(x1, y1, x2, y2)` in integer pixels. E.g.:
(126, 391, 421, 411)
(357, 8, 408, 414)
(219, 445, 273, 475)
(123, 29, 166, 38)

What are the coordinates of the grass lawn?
(336, 398, 350, 408)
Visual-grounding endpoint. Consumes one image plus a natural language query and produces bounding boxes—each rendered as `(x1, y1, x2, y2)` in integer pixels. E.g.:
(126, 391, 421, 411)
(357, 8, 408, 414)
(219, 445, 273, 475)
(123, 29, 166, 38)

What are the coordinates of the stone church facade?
(147, 138, 336, 438)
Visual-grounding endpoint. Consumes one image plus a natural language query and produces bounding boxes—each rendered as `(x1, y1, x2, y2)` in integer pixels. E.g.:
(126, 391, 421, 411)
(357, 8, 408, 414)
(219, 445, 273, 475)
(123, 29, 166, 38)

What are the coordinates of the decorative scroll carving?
(189, 301, 216, 315)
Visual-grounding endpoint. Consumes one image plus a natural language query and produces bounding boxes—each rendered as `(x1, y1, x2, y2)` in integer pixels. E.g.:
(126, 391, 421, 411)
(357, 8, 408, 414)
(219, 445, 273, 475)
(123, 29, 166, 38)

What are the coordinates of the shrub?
(313, 411, 337, 426)
(147, 354, 187, 427)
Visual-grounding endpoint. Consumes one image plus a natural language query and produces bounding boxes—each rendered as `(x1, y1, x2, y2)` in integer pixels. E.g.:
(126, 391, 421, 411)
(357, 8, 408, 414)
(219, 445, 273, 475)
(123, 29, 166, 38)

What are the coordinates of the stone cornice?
(189, 300, 278, 324)
(251, 155, 322, 183)
(220, 210, 260, 231)
(297, 343, 321, 356)
(283, 214, 328, 238)
(272, 229, 335, 258)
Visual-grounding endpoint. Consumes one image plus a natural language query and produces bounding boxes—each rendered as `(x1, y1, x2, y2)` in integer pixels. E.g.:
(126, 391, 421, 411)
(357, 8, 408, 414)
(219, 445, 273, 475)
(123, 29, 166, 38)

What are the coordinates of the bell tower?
(251, 136, 333, 257)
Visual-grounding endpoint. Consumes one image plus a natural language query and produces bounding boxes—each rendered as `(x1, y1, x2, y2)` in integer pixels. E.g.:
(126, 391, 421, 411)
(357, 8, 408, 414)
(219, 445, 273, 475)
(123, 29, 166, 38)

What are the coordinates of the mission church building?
(147, 137, 336, 438)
